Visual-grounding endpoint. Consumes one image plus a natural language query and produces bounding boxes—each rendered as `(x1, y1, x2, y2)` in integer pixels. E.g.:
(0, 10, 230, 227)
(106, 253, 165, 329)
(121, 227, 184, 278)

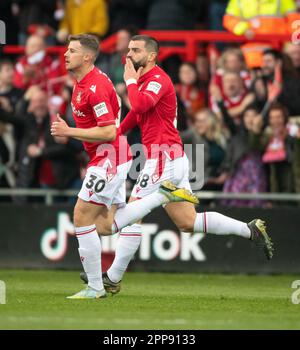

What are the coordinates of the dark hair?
(0, 58, 13, 71)
(268, 102, 290, 124)
(263, 49, 298, 77)
(130, 35, 159, 53)
(263, 49, 283, 60)
(68, 34, 99, 60)
(243, 103, 260, 115)
(179, 62, 200, 87)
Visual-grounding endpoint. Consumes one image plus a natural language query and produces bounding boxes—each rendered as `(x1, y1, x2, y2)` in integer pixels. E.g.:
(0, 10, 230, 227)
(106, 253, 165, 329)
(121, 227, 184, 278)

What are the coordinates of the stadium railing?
(0, 188, 299, 205)
(3, 31, 292, 65)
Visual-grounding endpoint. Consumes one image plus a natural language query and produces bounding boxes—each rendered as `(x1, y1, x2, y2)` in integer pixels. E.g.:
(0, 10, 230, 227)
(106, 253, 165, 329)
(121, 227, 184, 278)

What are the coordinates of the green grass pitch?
(0, 270, 299, 330)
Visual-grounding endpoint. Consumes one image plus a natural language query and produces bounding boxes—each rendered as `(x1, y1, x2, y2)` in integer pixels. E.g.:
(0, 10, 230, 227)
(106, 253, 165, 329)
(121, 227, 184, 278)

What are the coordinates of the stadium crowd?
(1, 0, 300, 206)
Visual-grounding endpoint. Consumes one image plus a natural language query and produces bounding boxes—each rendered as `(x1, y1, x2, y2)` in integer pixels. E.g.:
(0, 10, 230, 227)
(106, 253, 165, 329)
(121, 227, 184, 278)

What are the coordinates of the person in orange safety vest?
(223, 0, 300, 68)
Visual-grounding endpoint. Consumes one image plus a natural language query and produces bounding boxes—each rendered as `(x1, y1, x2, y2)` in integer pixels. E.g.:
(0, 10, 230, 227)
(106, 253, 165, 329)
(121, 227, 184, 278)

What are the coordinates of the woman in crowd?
(181, 108, 227, 193)
(220, 105, 268, 207)
(176, 62, 207, 118)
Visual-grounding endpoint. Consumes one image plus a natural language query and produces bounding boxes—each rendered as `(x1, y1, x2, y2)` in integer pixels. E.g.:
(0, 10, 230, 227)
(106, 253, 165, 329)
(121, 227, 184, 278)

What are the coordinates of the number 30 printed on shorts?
(85, 174, 106, 193)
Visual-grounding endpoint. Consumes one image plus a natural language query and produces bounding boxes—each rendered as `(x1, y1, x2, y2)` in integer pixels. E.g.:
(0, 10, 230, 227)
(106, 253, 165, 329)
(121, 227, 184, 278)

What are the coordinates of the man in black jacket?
(0, 87, 83, 201)
(260, 49, 300, 116)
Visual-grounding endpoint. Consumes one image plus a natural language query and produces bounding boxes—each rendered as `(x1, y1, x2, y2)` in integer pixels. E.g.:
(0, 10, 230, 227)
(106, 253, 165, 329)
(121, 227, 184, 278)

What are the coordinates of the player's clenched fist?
(51, 114, 70, 137)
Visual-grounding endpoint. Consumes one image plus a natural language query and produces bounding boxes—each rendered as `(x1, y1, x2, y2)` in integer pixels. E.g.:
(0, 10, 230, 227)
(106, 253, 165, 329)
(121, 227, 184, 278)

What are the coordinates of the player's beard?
(131, 58, 147, 71)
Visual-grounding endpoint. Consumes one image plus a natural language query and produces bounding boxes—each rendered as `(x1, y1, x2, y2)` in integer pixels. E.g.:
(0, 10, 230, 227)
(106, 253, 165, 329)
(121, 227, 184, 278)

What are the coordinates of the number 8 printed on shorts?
(136, 173, 150, 188)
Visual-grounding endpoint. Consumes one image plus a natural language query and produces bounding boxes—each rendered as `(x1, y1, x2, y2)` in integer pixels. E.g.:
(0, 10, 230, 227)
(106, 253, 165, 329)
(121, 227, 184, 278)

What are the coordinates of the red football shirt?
(71, 67, 130, 168)
(121, 65, 183, 160)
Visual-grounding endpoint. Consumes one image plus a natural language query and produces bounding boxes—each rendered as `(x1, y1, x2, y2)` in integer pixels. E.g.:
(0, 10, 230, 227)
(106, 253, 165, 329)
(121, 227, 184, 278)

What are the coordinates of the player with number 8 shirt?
(79, 35, 274, 295)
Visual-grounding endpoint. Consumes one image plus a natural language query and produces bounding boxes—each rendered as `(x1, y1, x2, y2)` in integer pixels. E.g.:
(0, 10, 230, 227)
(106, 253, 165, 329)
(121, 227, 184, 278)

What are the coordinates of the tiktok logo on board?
(40, 213, 75, 261)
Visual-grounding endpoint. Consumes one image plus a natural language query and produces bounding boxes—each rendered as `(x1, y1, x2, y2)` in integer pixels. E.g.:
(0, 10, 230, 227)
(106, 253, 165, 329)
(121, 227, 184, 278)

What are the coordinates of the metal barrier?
(0, 188, 299, 205)
(3, 31, 292, 65)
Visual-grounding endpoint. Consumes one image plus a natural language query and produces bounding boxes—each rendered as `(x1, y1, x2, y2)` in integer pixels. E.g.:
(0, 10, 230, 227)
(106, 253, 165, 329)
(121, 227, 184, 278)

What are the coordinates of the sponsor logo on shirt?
(90, 85, 96, 93)
(71, 102, 86, 117)
(146, 81, 162, 95)
(94, 102, 109, 118)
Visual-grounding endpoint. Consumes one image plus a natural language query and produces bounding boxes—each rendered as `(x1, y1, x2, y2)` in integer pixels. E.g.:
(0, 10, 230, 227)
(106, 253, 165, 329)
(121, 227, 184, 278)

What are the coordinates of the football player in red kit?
(79, 35, 274, 294)
(51, 34, 197, 299)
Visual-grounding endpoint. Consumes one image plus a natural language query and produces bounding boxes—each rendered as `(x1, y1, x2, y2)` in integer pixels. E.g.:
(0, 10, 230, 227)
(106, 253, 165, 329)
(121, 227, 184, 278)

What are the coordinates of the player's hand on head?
(51, 113, 70, 137)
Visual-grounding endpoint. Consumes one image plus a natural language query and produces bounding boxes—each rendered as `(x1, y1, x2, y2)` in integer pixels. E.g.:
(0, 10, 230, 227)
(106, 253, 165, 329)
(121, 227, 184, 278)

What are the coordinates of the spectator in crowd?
(220, 105, 267, 207)
(210, 71, 255, 122)
(223, 0, 300, 68)
(12, 0, 58, 45)
(13, 34, 63, 94)
(250, 103, 297, 194)
(0, 58, 23, 112)
(257, 49, 300, 116)
(19, 88, 82, 193)
(0, 58, 24, 189)
(0, 87, 82, 198)
(0, 86, 41, 164)
(56, 0, 109, 43)
(195, 52, 211, 90)
(108, 0, 148, 34)
(98, 26, 138, 90)
(211, 48, 251, 92)
(284, 43, 300, 75)
(176, 62, 206, 118)
(181, 108, 226, 192)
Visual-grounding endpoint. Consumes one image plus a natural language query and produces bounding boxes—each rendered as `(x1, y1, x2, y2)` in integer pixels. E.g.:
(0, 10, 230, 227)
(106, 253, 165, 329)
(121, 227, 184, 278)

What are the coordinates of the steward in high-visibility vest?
(223, 0, 300, 68)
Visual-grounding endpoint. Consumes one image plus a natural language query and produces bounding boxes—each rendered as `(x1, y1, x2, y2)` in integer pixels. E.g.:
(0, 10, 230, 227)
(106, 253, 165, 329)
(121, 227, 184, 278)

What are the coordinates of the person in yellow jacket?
(223, 0, 300, 68)
(57, 0, 109, 43)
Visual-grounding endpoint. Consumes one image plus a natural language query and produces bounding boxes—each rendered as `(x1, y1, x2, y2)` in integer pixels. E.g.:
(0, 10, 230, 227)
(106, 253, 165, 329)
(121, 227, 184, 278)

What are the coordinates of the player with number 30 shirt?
(51, 34, 197, 299)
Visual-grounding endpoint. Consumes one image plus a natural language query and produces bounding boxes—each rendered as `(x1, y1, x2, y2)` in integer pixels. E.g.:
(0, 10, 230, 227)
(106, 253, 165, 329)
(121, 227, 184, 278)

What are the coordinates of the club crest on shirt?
(76, 91, 82, 103)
